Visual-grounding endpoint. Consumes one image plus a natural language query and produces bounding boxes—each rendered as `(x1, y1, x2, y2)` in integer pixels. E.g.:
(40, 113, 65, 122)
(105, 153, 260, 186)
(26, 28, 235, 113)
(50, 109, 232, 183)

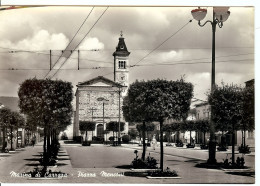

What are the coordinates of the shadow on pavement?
(226, 171, 255, 177)
(167, 159, 182, 162)
(0, 155, 11, 157)
(24, 158, 40, 161)
(115, 165, 133, 169)
(184, 159, 200, 163)
(26, 163, 68, 167)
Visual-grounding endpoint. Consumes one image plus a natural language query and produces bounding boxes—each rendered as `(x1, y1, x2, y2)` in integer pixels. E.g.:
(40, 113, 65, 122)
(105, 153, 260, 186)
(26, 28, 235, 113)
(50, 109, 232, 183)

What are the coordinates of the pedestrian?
(152, 135, 157, 150)
(31, 135, 36, 147)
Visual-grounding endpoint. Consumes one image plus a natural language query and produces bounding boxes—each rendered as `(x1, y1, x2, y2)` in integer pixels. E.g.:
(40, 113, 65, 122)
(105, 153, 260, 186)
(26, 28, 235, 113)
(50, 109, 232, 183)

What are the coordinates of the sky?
(0, 1, 257, 140)
(0, 5, 255, 103)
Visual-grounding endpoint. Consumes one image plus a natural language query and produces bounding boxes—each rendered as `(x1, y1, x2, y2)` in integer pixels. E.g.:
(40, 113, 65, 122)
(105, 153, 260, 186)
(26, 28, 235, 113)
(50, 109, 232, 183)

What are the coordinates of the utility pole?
(78, 50, 80, 70)
(118, 87, 121, 145)
(50, 50, 52, 71)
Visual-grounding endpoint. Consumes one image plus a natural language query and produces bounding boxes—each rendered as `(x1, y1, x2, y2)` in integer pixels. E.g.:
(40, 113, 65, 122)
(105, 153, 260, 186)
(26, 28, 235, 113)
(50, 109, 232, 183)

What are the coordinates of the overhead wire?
(0, 66, 113, 71)
(49, 6, 109, 79)
(0, 58, 252, 71)
(100, 58, 253, 79)
(44, 6, 95, 79)
(136, 59, 253, 67)
(0, 46, 254, 53)
(131, 19, 193, 67)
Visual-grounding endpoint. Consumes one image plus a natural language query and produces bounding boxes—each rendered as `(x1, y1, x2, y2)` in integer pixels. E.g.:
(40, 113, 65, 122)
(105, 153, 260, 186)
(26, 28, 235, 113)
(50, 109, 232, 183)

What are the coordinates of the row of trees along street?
(0, 107, 25, 152)
(123, 78, 193, 171)
(123, 79, 254, 170)
(18, 78, 73, 174)
(208, 82, 254, 165)
(79, 121, 125, 144)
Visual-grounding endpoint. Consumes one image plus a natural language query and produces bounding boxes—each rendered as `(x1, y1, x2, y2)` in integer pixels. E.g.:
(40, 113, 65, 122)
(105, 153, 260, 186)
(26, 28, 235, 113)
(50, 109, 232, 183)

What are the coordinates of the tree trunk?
(113, 131, 115, 145)
(1, 126, 6, 152)
(47, 128, 51, 158)
(160, 120, 164, 171)
(141, 121, 146, 161)
(232, 129, 235, 165)
(190, 130, 192, 144)
(50, 130, 53, 145)
(241, 130, 244, 147)
(10, 126, 13, 150)
(243, 129, 246, 147)
(43, 126, 47, 157)
(85, 130, 88, 141)
(204, 132, 206, 145)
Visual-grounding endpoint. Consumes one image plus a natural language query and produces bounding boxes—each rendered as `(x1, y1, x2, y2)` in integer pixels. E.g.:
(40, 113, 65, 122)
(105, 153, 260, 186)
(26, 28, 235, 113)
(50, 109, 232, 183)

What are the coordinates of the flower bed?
(147, 167, 180, 178)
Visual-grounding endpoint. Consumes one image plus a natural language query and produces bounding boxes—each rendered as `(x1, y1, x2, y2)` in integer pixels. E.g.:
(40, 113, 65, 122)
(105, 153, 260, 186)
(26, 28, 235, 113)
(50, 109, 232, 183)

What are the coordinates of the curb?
(221, 168, 253, 172)
(146, 176, 181, 179)
(130, 168, 161, 172)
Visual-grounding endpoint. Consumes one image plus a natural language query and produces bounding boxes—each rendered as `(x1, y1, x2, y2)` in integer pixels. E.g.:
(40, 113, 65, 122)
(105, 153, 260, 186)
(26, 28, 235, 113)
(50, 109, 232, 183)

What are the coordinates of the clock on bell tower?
(113, 32, 130, 95)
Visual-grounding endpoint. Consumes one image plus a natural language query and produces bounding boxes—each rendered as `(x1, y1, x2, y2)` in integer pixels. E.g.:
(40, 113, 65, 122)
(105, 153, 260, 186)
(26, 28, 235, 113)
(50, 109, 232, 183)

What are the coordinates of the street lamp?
(97, 97, 109, 141)
(89, 107, 97, 140)
(112, 85, 127, 146)
(191, 7, 230, 164)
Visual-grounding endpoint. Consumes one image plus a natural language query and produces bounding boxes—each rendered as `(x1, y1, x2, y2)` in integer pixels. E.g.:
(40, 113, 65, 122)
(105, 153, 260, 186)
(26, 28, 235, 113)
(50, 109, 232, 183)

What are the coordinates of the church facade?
(73, 34, 130, 141)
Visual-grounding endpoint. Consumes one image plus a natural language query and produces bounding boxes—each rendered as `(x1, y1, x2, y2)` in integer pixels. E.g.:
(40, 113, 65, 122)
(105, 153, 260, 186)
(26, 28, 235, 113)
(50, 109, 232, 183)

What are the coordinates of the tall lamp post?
(97, 97, 109, 141)
(191, 7, 230, 164)
(112, 85, 127, 146)
(89, 107, 97, 140)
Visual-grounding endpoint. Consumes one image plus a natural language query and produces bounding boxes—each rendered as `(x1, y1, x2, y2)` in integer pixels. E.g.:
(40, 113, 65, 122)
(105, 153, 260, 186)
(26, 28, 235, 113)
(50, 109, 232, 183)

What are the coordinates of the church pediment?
(77, 76, 122, 87)
(88, 82, 111, 87)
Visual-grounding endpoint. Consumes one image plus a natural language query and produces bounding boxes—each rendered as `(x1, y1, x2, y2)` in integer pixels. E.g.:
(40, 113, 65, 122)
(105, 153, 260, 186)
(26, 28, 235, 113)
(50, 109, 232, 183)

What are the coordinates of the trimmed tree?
(0, 107, 12, 152)
(123, 79, 193, 170)
(170, 122, 182, 142)
(25, 114, 40, 146)
(79, 121, 96, 142)
(136, 123, 155, 142)
(9, 111, 25, 150)
(240, 85, 254, 150)
(181, 120, 196, 145)
(123, 81, 157, 160)
(106, 121, 125, 144)
(208, 83, 243, 165)
(18, 78, 73, 168)
(162, 124, 174, 144)
(195, 119, 210, 145)
(128, 128, 138, 141)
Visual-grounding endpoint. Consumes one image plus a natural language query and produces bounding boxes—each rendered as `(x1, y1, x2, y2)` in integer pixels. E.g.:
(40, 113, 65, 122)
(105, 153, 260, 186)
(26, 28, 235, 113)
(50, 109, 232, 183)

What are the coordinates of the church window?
(118, 61, 126, 69)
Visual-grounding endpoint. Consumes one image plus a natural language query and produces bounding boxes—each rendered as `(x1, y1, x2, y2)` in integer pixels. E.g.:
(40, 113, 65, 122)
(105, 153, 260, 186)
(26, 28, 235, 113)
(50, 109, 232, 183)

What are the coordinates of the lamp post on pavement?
(112, 85, 127, 146)
(191, 7, 230, 164)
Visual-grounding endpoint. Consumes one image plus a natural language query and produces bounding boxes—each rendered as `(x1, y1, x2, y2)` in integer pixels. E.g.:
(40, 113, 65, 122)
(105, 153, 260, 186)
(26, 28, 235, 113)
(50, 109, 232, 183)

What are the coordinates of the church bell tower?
(113, 32, 130, 95)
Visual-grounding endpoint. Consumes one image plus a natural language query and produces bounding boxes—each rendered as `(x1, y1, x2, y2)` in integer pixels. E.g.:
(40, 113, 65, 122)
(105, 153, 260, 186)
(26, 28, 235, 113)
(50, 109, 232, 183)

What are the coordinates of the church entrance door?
(96, 124, 104, 141)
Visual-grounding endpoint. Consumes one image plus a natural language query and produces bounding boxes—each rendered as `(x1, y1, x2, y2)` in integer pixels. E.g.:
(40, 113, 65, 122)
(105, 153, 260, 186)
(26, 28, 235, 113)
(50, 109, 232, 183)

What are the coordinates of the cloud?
(78, 37, 105, 50)
(0, 6, 255, 102)
(0, 29, 68, 51)
(16, 30, 69, 50)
